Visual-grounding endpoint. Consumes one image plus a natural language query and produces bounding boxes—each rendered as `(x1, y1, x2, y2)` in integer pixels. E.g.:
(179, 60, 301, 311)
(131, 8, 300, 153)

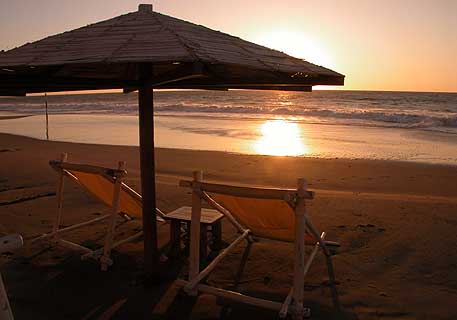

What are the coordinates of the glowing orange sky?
(1, 0, 456, 92)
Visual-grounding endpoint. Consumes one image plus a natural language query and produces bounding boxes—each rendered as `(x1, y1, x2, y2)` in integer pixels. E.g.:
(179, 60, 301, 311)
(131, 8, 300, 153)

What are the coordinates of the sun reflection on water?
(253, 120, 308, 156)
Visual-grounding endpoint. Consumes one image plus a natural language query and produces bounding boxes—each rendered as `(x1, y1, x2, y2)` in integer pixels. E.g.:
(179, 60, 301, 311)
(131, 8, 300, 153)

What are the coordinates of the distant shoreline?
(0, 89, 456, 97)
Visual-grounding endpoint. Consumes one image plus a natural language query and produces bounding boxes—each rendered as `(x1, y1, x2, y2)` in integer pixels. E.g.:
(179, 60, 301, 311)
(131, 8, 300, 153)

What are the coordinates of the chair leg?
(325, 255, 340, 311)
(233, 241, 252, 290)
(51, 153, 68, 247)
(100, 210, 117, 271)
(100, 161, 124, 271)
(200, 225, 208, 263)
(220, 239, 253, 319)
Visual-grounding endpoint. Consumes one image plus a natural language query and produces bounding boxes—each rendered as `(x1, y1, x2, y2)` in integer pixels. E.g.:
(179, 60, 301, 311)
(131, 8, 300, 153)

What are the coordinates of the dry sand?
(1, 132, 457, 319)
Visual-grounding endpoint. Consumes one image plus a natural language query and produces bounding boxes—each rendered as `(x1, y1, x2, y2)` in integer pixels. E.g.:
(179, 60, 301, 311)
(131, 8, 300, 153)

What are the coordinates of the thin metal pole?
(138, 62, 158, 275)
(45, 93, 49, 140)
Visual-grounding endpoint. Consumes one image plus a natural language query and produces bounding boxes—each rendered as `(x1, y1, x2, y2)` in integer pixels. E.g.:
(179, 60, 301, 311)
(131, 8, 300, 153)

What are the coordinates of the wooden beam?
(179, 180, 314, 200)
(152, 73, 207, 87)
(155, 84, 313, 91)
(31, 214, 112, 244)
(201, 191, 248, 235)
(138, 62, 159, 274)
(175, 279, 284, 311)
(123, 68, 209, 94)
(49, 160, 126, 177)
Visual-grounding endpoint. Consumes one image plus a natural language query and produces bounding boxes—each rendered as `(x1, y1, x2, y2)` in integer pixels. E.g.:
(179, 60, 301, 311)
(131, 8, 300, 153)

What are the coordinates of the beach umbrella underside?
(0, 4, 344, 272)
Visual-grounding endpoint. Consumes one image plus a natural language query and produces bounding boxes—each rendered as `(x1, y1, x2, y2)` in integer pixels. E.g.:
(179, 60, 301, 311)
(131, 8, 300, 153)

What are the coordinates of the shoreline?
(2, 130, 457, 168)
(1, 126, 457, 167)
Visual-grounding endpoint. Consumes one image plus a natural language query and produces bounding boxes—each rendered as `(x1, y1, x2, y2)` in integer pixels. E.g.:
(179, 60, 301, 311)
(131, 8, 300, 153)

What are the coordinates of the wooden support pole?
(45, 92, 49, 140)
(189, 170, 203, 296)
(138, 62, 158, 274)
(52, 152, 68, 245)
(292, 178, 307, 320)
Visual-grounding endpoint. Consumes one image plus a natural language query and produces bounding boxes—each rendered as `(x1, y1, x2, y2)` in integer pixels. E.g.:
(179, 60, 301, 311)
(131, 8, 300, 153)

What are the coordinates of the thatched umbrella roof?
(0, 4, 344, 274)
(0, 4, 343, 95)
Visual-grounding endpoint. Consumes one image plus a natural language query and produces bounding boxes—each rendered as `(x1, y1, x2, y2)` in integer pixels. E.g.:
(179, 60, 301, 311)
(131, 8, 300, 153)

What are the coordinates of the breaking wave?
(0, 90, 456, 132)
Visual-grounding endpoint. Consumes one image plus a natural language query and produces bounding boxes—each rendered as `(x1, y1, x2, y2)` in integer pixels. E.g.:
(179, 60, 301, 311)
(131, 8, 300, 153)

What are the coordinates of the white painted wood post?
(292, 178, 307, 319)
(100, 161, 125, 271)
(189, 170, 203, 296)
(52, 152, 68, 245)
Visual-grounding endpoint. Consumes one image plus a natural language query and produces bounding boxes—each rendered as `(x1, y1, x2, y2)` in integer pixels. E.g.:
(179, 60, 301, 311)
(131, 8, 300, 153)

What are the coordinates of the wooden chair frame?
(31, 153, 162, 271)
(173, 171, 340, 319)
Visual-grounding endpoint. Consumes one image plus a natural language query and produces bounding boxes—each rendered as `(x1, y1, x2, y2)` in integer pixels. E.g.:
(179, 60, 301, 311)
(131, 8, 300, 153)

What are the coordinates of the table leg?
(200, 224, 208, 261)
(169, 220, 181, 257)
(211, 220, 222, 252)
(184, 222, 191, 255)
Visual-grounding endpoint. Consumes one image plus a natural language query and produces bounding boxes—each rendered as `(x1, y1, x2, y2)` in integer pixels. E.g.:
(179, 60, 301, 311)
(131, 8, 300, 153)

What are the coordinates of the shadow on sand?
(2, 248, 355, 320)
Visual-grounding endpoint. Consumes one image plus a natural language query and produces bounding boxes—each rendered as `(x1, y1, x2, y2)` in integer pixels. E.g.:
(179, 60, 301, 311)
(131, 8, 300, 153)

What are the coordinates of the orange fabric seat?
(211, 193, 336, 246)
(68, 170, 143, 218)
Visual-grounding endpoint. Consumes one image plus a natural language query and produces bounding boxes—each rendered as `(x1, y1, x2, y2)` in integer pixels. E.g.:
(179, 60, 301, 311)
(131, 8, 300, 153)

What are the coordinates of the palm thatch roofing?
(0, 4, 344, 96)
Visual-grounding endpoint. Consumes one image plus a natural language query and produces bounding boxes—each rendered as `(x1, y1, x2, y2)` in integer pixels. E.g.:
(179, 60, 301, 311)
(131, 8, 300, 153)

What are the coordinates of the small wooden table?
(163, 206, 223, 259)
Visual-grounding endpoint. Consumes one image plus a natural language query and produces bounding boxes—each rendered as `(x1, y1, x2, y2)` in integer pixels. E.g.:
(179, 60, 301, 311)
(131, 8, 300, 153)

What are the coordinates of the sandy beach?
(1, 132, 456, 319)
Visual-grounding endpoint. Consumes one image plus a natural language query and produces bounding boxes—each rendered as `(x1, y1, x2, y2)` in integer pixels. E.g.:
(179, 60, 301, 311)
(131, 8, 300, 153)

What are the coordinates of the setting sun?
(253, 120, 308, 156)
(254, 30, 334, 68)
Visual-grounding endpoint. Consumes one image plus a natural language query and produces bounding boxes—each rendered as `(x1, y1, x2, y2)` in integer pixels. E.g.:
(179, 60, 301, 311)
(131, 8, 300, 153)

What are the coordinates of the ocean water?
(0, 90, 456, 164)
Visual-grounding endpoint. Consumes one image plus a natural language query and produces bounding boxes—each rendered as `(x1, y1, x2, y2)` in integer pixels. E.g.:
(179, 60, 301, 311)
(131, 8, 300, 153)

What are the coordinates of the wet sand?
(1, 132, 457, 319)
(2, 113, 457, 164)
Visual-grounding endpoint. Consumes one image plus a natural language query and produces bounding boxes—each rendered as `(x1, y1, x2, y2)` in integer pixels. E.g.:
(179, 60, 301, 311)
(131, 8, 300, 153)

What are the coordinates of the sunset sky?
(0, 0, 456, 93)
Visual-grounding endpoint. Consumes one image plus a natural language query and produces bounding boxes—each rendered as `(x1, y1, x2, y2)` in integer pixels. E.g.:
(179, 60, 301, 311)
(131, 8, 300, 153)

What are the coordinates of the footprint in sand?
(341, 224, 386, 251)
